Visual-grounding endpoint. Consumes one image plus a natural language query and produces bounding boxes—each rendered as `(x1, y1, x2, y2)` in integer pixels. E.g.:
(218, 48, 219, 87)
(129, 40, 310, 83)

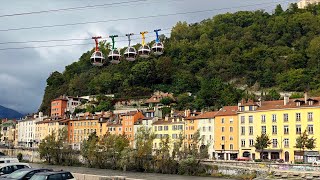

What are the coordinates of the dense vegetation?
(38, 128, 212, 176)
(40, 4, 320, 114)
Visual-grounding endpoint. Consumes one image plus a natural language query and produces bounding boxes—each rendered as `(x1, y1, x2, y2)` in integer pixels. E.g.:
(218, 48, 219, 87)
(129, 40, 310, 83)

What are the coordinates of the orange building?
(51, 97, 68, 117)
(121, 111, 144, 145)
(214, 106, 239, 160)
(68, 117, 100, 150)
(184, 116, 198, 147)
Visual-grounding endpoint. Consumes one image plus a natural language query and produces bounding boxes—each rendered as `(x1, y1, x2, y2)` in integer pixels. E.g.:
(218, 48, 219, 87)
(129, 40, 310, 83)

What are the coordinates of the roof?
(193, 111, 218, 119)
(240, 97, 320, 111)
(215, 106, 238, 116)
(122, 111, 138, 116)
(34, 171, 71, 176)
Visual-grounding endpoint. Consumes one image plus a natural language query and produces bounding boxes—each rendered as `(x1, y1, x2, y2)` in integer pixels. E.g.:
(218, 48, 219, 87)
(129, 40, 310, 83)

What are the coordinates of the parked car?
(0, 168, 52, 180)
(29, 171, 75, 180)
(312, 160, 320, 166)
(0, 157, 19, 164)
(0, 163, 31, 176)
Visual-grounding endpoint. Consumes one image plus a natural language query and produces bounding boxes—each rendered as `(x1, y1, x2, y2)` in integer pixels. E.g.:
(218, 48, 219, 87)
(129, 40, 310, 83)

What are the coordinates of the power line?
(0, 32, 171, 51)
(0, 0, 295, 32)
(0, 0, 148, 18)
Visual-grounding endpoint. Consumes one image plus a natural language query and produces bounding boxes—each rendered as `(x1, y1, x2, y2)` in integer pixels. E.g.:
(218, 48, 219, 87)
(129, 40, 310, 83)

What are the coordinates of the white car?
(313, 160, 320, 166)
(0, 163, 31, 176)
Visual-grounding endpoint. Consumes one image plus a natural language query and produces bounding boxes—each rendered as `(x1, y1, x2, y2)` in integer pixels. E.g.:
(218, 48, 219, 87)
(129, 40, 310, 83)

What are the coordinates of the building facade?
(298, 0, 320, 8)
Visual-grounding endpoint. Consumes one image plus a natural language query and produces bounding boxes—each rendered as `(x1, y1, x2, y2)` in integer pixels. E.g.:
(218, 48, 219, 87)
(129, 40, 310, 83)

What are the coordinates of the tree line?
(38, 127, 211, 175)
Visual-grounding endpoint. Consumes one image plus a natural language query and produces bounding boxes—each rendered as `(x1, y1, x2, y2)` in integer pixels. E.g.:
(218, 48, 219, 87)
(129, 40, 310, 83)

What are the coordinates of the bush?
(254, 159, 262, 162)
(17, 153, 23, 162)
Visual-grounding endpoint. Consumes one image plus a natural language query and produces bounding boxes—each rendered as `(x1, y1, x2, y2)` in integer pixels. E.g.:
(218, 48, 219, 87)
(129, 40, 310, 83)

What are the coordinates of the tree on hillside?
(255, 134, 271, 159)
(295, 129, 316, 162)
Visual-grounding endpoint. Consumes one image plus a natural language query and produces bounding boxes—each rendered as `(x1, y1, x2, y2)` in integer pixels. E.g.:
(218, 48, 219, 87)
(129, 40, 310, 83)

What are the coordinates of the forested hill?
(39, 4, 320, 114)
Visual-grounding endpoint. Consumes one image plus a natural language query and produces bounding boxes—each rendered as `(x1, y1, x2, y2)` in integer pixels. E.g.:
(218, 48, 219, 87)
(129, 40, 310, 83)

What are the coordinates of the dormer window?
(249, 106, 253, 111)
(240, 106, 245, 111)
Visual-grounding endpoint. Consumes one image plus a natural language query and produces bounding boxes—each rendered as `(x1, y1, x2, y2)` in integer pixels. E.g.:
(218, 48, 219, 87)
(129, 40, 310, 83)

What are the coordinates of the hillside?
(0, 105, 23, 119)
(39, 4, 320, 114)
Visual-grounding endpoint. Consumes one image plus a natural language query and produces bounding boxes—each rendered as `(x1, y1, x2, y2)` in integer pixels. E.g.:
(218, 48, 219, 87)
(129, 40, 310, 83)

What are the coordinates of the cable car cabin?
(108, 49, 121, 64)
(90, 51, 105, 66)
(124, 47, 137, 61)
(138, 45, 151, 58)
(152, 42, 164, 56)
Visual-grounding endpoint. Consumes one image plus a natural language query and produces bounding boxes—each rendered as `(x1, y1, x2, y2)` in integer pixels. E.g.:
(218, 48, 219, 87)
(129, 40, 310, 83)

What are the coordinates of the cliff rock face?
(0, 105, 23, 119)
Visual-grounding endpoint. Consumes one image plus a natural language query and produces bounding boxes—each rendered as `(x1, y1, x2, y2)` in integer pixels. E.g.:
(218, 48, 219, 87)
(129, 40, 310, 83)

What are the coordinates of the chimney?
(185, 109, 191, 117)
(304, 92, 308, 104)
(284, 94, 289, 106)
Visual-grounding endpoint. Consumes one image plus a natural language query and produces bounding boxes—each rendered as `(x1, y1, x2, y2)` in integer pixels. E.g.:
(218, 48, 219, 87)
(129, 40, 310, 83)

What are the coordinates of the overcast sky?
(0, 0, 296, 114)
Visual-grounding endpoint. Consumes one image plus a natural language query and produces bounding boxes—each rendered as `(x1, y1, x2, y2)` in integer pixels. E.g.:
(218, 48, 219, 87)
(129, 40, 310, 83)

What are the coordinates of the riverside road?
(31, 163, 228, 180)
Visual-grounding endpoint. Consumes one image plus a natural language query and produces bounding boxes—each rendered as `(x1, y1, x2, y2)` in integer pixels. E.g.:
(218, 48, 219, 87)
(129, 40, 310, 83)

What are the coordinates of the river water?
(30, 163, 229, 180)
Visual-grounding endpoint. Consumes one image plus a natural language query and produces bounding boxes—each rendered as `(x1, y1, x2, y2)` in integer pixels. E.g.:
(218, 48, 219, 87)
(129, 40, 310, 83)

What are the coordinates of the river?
(30, 163, 229, 180)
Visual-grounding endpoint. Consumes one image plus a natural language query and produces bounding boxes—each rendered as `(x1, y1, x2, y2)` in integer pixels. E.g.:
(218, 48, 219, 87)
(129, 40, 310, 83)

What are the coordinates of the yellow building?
(214, 106, 239, 160)
(152, 116, 185, 151)
(35, 118, 69, 143)
(238, 94, 320, 163)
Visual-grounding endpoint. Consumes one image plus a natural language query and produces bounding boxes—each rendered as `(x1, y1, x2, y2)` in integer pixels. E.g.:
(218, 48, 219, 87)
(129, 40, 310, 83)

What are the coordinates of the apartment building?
(35, 118, 69, 143)
(214, 106, 239, 160)
(1, 120, 16, 148)
(51, 95, 82, 117)
(121, 111, 144, 146)
(238, 94, 320, 163)
(16, 112, 46, 148)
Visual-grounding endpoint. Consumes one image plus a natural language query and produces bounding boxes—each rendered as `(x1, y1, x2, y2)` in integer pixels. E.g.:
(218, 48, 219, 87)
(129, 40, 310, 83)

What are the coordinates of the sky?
(0, 0, 296, 114)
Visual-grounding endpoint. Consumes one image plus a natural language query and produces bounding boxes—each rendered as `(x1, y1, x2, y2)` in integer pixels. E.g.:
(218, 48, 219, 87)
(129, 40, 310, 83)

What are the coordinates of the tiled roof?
(215, 106, 238, 116)
(240, 97, 320, 111)
(193, 111, 218, 119)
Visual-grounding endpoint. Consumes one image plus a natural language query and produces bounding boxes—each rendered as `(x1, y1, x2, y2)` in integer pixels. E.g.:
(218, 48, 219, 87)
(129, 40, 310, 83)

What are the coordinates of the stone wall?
(0, 148, 42, 163)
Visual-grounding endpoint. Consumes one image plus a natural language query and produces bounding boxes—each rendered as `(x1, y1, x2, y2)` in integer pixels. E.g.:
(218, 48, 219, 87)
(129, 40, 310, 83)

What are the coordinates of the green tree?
(295, 129, 316, 162)
(81, 132, 99, 167)
(160, 97, 173, 106)
(254, 134, 271, 159)
(134, 127, 156, 172)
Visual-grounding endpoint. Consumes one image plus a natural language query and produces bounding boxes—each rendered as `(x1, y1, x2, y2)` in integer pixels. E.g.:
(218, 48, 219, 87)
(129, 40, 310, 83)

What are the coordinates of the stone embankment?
(202, 160, 320, 179)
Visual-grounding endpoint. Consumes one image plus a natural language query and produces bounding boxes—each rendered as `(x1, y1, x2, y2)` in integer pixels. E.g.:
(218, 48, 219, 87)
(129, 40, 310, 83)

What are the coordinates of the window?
(249, 116, 253, 123)
(296, 113, 301, 122)
(249, 139, 254, 147)
(241, 116, 245, 124)
(221, 144, 225, 150)
(308, 125, 314, 134)
(230, 136, 234, 141)
(283, 113, 288, 122)
(261, 126, 266, 134)
(241, 126, 245, 135)
(249, 106, 253, 111)
(249, 126, 253, 135)
(272, 125, 277, 135)
(241, 139, 245, 147)
(208, 119, 212, 123)
(272, 139, 278, 148)
(48, 174, 62, 180)
(164, 126, 168, 131)
(272, 114, 277, 123)
(230, 118, 234, 124)
(172, 134, 177, 139)
(284, 138, 289, 148)
(308, 112, 313, 121)
(230, 144, 234, 150)
(222, 136, 225, 141)
(208, 126, 212, 132)
(296, 125, 301, 134)
(158, 126, 163, 131)
(221, 127, 225, 132)
(240, 106, 245, 111)
(221, 118, 225, 123)
(202, 127, 206, 132)
(284, 125, 289, 134)
(230, 127, 233, 132)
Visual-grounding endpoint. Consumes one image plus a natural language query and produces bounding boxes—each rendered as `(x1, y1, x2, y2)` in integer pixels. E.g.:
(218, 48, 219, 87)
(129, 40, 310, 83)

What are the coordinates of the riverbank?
(30, 163, 231, 180)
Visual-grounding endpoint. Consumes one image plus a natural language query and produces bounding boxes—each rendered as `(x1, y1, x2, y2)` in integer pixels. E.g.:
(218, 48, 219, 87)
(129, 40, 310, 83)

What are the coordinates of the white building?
(17, 112, 46, 148)
(196, 112, 216, 159)
(298, 0, 320, 8)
